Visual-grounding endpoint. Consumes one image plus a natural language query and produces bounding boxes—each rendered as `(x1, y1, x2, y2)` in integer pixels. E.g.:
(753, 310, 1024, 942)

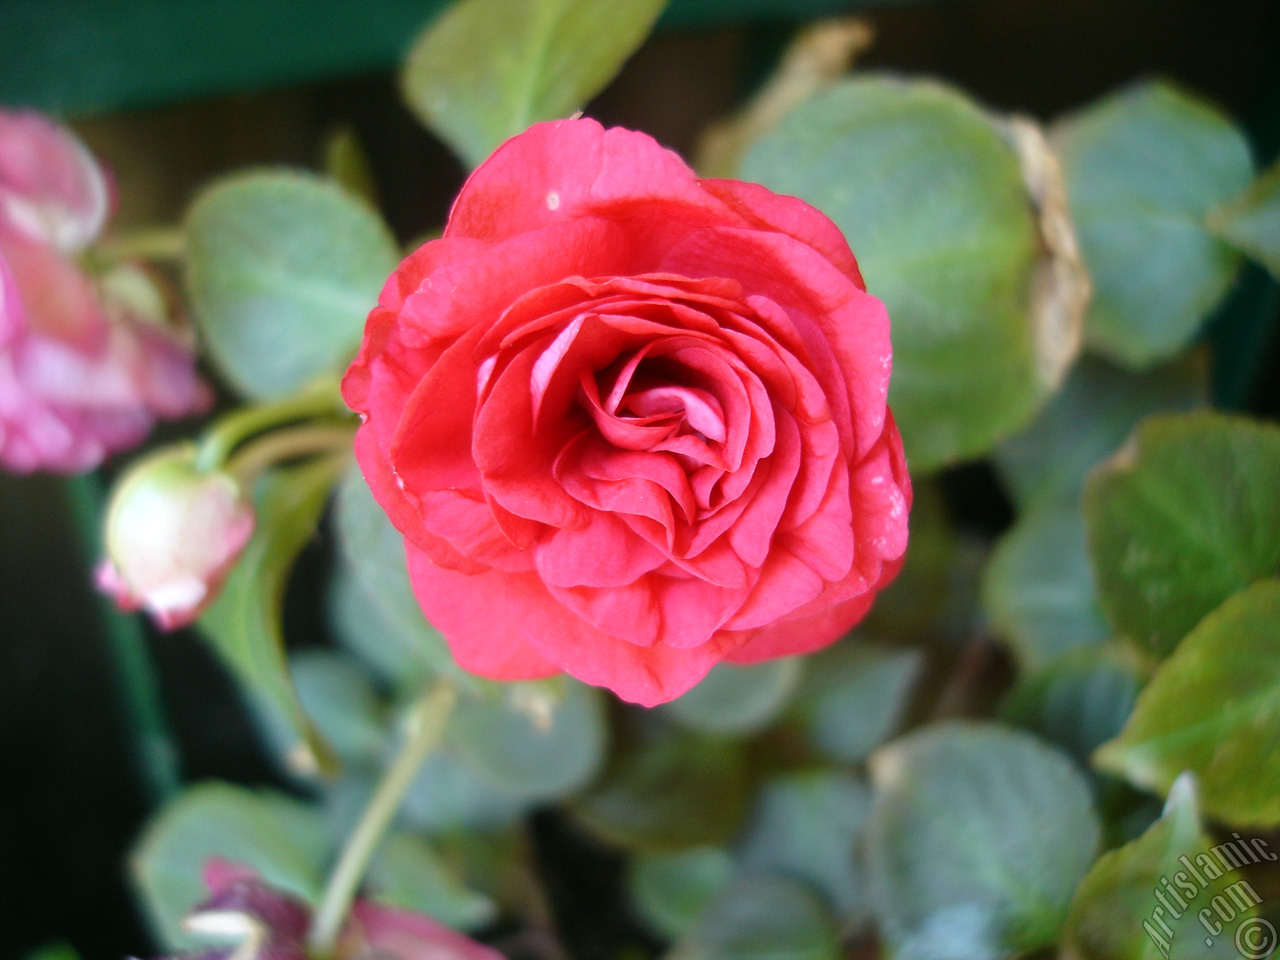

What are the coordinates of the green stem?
(98, 226, 186, 263)
(65, 472, 181, 806)
(308, 681, 458, 957)
(224, 423, 356, 485)
(194, 383, 349, 473)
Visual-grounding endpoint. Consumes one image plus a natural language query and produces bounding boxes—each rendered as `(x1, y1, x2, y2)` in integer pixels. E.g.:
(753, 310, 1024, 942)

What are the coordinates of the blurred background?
(1, 0, 1277, 956)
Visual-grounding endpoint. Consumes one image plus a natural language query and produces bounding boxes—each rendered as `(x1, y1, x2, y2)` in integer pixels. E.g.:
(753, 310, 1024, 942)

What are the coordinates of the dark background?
(1, 0, 1277, 957)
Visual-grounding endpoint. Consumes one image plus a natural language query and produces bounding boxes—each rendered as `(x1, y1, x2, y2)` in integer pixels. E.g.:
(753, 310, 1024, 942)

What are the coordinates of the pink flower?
(0, 110, 209, 474)
(96, 446, 254, 629)
(344, 118, 911, 706)
(159, 859, 503, 960)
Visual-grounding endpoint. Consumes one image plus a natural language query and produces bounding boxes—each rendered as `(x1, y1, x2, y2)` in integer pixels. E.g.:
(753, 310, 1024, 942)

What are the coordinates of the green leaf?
(630, 847, 735, 940)
(200, 455, 344, 775)
(1210, 158, 1280, 279)
(790, 642, 921, 763)
(446, 678, 608, 801)
(982, 495, 1110, 669)
(185, 170, 398, 399)
(867, 722, 1101, 960)
(367, 832, 497, 931)
(995, 355, 1207, 509)
(667, 876, 840, 960)
(742, 75, 1068, 472)
(1095, 580, 1280, 827)
(1053, 80, 1253, 367)
(737, 771, 871, 922)
(254, 650, 389, 774)
(402, 0, 668, 167)
(130, 782, 330, 950)
(1062, 775, 1260, 960)
(574, 727, 749, 851)
(1000, 645, 1146, 766)
(333, 465, 460, 685)
(1082, 412, 1280, 657)
(663, 658, 801, 735)
(400, 747, 531, 833)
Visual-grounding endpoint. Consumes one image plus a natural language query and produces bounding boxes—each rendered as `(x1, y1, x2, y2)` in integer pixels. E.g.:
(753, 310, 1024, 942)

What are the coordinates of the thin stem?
(65, 472, 181, 805)
(308, 681, 457, 957)
(224, 423, 356, 485)
(98, 226, 186, 263)
(194, 383, 349, 473)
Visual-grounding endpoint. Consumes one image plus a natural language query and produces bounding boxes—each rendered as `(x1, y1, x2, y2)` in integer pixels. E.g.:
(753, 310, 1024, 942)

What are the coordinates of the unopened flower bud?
(96, 445, 254, 629)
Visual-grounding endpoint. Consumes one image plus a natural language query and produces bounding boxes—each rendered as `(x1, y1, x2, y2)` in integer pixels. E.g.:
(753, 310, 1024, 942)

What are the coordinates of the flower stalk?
(307, 680, 458, 958)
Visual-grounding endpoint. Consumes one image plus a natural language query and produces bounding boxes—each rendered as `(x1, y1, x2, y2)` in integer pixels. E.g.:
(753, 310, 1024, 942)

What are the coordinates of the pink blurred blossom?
(0, 109, 210, 474)
(154, 859, 504, 960)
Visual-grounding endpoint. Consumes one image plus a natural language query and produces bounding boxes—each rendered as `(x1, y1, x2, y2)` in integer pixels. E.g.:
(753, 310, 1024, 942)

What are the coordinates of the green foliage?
(667, 876, 841, 960)
(402, 0, 668, 167)
(994, 355, 1207, 509)
(630, 847, 735, 940)
(1061, 776, 1258, 960)
(1210, 158, 1280, 280)
(200, 456, 345, 775)
(789, 642, 921, 763)
(130, 782, 330, 949)
(332, 466, 460, 686)
(982, 495, 1110, 669)
(737, 771, 871, 922)
(574, 726, 749, 851)
(1083, 412, 1280, 657)
(1096, 580, 1280, 827)
(185, 170, 398, 399)
(743, 75, 1068, 472)
(1053, 81, 1253, 367)
(446, 679, 608, 801)
(866, 722, 1100, 960)
(367, 832, 498, 930)
(400, 747, 531, 833)
(663, 658, 801, 735)
(1001, 646, 1146, 766)
(255, 649, 388, 774)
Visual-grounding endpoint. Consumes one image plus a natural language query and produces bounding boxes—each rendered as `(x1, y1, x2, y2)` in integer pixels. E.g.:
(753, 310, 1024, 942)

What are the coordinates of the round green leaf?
(982, 494, 1110, 669)
(400, 747, 531, 833)
(447, 679, 607, 802)
(790, 642, 921, 763)
(995, 355, 1207, 509)
(402, 0, 667, 168)
(1083, 412, 1280, 657)
(1053, 81, 1253, 367)
(1095, 580, 1280, 827)
(742, 75, 1065, 471)
(737, 771, 871, 921)
(1062, 775, 1259, 960)
(367, 832, 497, 931)
(1000, 646, 1146, 766)
(185, 170, 398, 399)
(130, 782, 330, 950)
(663, 658, 801, 735)
(254, 649, 389, 774)
(573, 727, 749, 852)
(867, 722, 1101, 960)
(630, 847, 735, 940)
(667, 876, 840, 960)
